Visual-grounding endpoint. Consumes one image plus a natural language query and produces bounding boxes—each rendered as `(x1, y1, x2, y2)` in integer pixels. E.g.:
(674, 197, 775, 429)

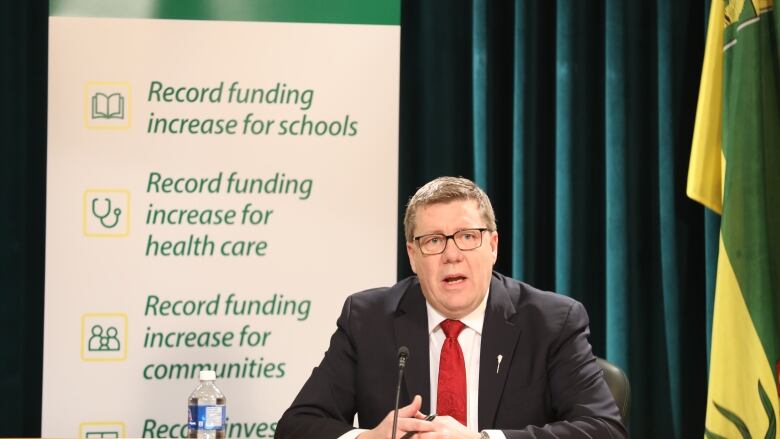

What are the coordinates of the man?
(276, 177, 626, 438)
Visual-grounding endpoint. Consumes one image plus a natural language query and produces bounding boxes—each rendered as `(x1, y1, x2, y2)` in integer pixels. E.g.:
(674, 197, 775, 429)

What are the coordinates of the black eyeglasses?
(413, 228, 489, 255)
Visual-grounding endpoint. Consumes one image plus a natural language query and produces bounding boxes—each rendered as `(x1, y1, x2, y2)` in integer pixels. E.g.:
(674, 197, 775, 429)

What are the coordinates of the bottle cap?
(199, 370, 216, 381)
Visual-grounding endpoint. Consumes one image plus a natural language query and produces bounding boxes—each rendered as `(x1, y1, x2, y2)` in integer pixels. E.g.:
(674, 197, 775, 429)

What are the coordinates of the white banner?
(44, 11, 399, 438)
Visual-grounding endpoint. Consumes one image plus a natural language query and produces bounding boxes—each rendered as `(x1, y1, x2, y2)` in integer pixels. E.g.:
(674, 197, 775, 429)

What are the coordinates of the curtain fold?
(472, 0, 488, 187)
(604, 0, 630, 375)
(656, 0, 682, 435)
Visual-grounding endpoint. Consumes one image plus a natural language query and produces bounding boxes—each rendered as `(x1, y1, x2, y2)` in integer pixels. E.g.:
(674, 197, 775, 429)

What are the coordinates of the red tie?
(437, 319, 467, 426)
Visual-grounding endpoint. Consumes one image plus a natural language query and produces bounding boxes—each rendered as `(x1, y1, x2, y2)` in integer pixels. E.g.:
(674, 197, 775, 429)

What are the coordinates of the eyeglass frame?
(412, 228, 490, 255)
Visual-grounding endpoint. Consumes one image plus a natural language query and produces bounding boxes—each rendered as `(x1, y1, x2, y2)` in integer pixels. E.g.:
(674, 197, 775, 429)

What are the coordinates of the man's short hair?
(403, 176, 497, 242)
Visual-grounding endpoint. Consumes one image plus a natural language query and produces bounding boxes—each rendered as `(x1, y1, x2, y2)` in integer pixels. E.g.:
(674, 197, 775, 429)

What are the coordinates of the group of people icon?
(88, 324, 121, 351)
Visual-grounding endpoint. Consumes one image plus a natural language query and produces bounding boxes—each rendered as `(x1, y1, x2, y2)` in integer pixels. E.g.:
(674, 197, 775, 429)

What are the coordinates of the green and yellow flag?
(688, 0, 780, 437)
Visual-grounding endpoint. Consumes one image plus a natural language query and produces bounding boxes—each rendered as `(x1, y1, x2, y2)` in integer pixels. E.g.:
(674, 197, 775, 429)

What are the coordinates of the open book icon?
(91, 92, 125, 119)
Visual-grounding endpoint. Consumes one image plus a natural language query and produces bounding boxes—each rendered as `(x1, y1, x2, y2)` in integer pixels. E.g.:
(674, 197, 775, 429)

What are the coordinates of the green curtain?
(399, 1, 717, 437)
(3, 0, 718, 437)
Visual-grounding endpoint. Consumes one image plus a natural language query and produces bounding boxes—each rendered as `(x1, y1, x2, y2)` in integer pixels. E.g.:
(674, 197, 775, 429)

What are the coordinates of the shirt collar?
(426, 286, 490, 336)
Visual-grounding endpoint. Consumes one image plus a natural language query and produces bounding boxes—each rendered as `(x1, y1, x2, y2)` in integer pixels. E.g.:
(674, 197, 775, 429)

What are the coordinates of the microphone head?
(397, 346, 409, 360)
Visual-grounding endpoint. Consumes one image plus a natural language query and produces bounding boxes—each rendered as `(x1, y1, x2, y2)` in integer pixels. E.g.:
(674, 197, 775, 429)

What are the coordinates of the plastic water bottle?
(188, 370, 227, 439)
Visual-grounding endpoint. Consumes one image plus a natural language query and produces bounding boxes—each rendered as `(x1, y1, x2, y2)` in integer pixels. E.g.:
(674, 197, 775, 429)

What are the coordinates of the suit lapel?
(393, 282, 432, 414)
(478, 277, 522, 430)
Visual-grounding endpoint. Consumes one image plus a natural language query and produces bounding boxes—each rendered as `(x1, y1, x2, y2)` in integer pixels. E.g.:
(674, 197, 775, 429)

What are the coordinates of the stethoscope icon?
(91, 197, 122, 229)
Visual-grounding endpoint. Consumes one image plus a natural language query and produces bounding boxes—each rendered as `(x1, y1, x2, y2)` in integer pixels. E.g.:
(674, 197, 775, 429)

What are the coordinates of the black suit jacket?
(276, 272, 627, 438)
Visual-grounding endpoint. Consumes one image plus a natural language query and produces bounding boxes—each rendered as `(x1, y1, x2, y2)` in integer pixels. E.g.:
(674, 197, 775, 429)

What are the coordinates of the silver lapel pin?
(496, 354, 503, 374)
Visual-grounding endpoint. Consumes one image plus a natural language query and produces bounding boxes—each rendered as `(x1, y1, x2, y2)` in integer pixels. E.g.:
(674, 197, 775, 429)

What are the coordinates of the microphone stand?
(391, 346, 409, 439)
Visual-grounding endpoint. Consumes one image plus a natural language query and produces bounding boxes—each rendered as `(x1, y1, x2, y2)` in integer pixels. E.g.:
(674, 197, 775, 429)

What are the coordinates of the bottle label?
(188, 405, 226, 431)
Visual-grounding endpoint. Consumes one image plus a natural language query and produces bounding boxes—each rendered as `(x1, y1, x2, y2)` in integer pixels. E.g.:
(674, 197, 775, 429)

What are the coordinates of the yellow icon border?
(83, 189, 131, 238)
(84, 81, 132, 130)
(81, 313, 128, 362)
(79, 421, 126, 438)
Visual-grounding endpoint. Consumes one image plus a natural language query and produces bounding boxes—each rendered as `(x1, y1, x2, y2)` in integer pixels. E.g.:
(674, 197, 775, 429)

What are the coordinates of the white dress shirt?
(426, 290, 505, 439)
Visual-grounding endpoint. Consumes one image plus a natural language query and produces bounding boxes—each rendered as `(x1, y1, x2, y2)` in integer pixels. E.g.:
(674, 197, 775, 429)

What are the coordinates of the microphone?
(391, 346, 410, 439)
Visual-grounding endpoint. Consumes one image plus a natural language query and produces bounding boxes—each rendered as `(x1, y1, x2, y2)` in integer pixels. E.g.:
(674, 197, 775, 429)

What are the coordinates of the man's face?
(406, 199, 498, 319)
